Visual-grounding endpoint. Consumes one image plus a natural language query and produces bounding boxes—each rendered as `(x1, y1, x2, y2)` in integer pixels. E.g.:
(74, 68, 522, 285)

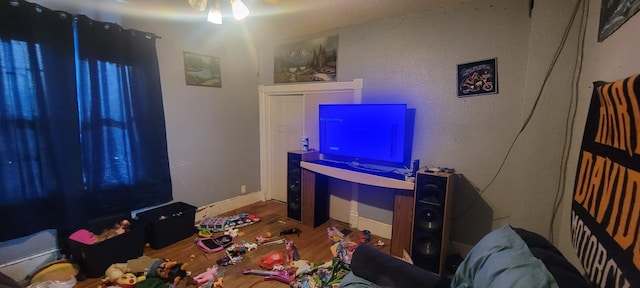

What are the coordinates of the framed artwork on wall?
(274, 35, 338, 83)
(183, 51, 221, 87)
(457, 58, 498, 97)
(598, 0, 640, 42)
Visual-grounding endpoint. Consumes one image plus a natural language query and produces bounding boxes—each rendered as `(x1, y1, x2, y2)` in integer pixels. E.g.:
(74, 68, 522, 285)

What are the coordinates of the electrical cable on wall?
(549, 0, 589, 243)
(453, 0, 587, 222)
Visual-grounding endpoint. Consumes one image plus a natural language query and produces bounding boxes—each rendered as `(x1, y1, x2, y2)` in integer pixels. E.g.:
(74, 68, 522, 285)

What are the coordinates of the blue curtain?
(73, 16, 172, 219)
(0, 0, 172, 242)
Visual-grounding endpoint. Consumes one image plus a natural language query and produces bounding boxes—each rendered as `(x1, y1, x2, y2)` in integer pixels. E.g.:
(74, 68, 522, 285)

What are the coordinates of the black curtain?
(73, 15, 172, 220)
(0, 0, 172, 242)
(0, 0, 83, 241)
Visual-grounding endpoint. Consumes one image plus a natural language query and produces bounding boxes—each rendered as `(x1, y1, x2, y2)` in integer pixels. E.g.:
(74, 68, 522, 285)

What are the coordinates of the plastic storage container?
(137, 202, 197, 249)
(67, 214, 146, 278)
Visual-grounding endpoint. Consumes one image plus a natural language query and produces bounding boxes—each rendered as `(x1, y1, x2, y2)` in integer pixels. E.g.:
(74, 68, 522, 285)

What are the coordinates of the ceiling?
(55, 0, 471, 39)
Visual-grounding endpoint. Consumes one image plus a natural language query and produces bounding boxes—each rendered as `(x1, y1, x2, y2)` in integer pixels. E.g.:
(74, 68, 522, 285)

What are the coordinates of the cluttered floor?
(71, 200, 391, 288)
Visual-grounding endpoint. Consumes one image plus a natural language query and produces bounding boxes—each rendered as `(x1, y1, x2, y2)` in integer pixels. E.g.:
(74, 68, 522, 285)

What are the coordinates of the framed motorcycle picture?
(457, 58, 498, 97)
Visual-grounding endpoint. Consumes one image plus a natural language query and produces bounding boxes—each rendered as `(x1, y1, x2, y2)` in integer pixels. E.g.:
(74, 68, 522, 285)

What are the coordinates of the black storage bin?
(137, 202, 197, 249)
(67, 214, 146, 278)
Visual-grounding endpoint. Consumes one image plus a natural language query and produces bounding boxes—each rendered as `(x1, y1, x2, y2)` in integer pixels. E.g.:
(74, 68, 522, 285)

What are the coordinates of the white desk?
(300, 160, 416, 257)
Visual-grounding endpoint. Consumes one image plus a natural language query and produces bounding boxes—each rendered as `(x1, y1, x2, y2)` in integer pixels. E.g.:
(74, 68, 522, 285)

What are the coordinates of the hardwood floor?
(74, 200, 390, 288)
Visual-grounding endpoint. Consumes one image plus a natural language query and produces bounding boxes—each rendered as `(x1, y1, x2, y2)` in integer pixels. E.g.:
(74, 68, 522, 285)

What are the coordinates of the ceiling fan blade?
(189, 0, 208, 11)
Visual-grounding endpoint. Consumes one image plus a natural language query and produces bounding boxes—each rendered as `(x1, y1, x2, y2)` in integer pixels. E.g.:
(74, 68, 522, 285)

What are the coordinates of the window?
(0, 0, 171, 241)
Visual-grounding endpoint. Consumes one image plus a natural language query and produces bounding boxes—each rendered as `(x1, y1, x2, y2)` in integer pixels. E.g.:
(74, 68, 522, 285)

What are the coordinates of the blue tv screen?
(319, 104, 414, 168)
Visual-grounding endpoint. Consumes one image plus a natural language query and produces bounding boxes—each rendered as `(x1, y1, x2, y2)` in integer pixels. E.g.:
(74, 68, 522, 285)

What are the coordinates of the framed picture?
(457, 58, 498, 97)
(183, 51, 221, 87)
(274, 35, 338, 83)
(598, 0, 640, 42)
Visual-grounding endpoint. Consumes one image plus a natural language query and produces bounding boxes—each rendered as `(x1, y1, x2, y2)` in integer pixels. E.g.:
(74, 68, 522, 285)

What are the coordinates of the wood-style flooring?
(73, 200, 390, 288)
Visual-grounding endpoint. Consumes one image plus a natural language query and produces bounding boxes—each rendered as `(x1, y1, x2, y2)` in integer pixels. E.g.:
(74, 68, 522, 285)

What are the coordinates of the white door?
(269, 95, 304, 203)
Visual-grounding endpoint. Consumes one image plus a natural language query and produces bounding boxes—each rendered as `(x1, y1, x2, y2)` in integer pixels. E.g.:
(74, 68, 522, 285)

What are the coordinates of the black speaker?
(411, 171, 454, 275)
(287, 150, 319, 222)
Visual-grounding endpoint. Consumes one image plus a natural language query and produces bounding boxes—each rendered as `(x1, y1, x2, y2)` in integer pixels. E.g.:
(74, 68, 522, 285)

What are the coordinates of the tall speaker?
(411, 170, 454, 275)
(286, 150, 320, 222)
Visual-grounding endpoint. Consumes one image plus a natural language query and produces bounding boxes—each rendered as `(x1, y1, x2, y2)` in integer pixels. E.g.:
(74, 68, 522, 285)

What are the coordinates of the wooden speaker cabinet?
(286, 150, 328, 227)
(411, 169, 454, 275)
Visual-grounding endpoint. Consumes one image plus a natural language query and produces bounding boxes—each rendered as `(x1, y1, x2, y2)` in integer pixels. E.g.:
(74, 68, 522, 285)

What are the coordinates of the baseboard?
(195, 191, 264, 224)
(355, 216, 392, 239)
(0, 249, 59, 283)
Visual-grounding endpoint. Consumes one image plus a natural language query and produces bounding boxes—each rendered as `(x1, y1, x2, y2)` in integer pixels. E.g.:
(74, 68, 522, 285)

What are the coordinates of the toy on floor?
(103, 256, 159, 283)
(216, 250, 243, 266)
(223, 228, 239, 238)
(285, 240, 300, 263)
(147, 259, 188, 285)
(243, 269, 292, 284)
(189, 265, 218, 288)
(358, 230, 371, 243)
(115, 273, 143, 288)
(279, 228, 301, 236)
(200, 213, 261, 233)
(198, 227, 214, 238)
(196, 235, 234, 253)
(327, 227, 344, 242)
(330, 241, 358, 264)
(259, 251, 284, 270)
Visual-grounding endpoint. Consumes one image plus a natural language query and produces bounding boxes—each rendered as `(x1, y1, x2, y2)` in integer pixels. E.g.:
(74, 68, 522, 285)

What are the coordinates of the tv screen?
(319, 104, 414, 169)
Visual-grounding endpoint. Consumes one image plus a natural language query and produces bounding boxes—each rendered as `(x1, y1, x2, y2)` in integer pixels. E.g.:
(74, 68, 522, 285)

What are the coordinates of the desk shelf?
(300, 161, 415, 190)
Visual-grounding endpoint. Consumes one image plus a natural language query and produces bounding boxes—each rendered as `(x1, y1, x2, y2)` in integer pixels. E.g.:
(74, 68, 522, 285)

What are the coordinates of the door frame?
(258, 79, 363, 202)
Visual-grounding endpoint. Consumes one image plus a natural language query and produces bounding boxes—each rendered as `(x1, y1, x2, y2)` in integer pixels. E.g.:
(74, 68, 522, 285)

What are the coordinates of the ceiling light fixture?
(190, 0, 250, 24)
(230, 0, 250, 20)
(207, 0, 222, 24)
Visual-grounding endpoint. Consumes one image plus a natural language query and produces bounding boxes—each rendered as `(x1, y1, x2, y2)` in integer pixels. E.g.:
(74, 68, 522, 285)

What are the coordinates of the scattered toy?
(285, 240, 300, 263)
(216, 251, 243, 266)
(243, 269, 292, 284)
(327, 227, 344, 242)
(224, 228, 239, 238)
(358, 230, 371, 243)
(147, 259, 188, 286)
(190, 265, 218, 288)
(259, 251, 284, 270)
(196, 235, 234, 253)
(279, 228, 301, 236)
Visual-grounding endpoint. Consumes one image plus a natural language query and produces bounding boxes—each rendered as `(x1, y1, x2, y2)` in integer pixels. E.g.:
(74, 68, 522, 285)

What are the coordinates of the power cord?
(549, 0, 589, 243)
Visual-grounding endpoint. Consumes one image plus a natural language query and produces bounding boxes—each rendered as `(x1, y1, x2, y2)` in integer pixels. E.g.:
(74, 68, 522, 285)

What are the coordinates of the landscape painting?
(274, 35, 338, 83)
(184, 51, 222, 87)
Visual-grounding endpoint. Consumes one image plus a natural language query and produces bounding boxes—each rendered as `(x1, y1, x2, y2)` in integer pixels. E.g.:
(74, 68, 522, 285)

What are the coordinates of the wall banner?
(572, 74, 640, 288)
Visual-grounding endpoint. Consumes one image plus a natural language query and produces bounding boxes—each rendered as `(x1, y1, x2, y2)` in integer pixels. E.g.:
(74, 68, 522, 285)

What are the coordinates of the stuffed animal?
(104, 263, 129, 283)
(115, 273, 138, 288)
(148, 259, 188, 285)
(103, 256, 159, 283)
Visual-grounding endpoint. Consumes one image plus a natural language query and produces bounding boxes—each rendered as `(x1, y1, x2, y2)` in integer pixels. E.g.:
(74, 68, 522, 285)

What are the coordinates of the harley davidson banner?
(572, 74, 640, 288)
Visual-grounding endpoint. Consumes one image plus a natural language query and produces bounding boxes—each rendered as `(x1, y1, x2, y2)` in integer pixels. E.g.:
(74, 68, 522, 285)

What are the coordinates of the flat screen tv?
(319, 103, 415, 169)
